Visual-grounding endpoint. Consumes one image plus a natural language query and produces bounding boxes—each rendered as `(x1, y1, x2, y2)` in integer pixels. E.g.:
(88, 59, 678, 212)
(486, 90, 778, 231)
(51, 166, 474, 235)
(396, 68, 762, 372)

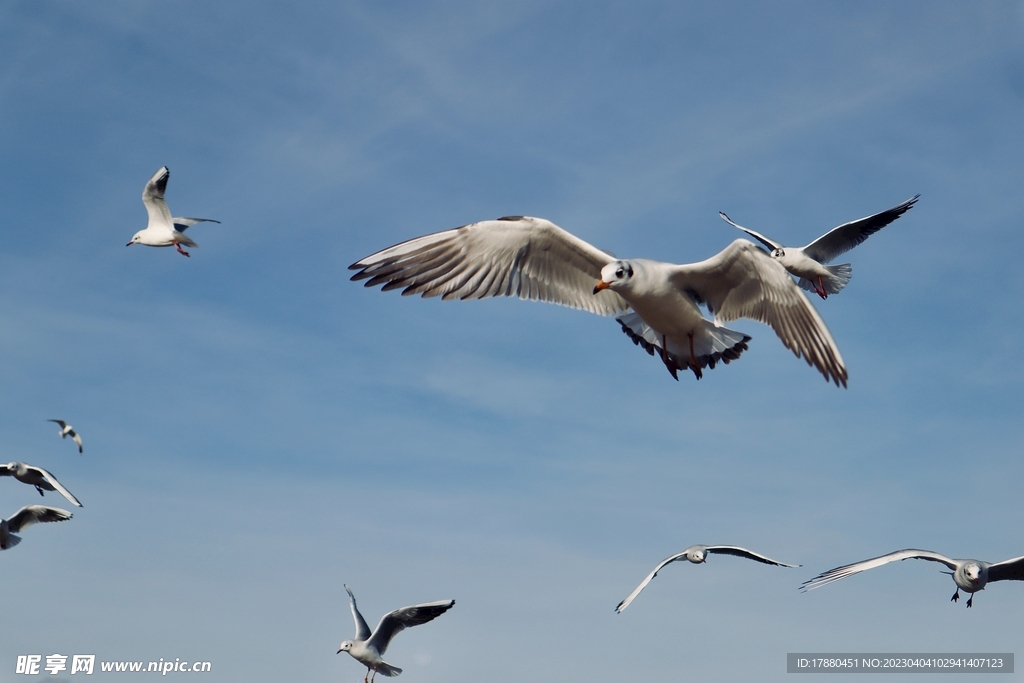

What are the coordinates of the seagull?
(0, 505, 73, 550)
(48, 419, 83, 453)
(615, 544, 799, 613)
(126, 166, 220, 257)
(350, 216, 847, 386)
(800, 548, 1024, 608)
(0, 462, 83, 507)
(719, 195, 919, 299)
(337, 584, 454, 682)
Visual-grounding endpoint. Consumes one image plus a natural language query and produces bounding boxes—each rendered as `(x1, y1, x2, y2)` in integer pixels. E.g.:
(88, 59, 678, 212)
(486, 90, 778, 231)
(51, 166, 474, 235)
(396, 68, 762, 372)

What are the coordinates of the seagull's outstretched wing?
(344, 585, 372, 642)
(987, 554, 1024, 583)
(706, 545, 799, 567)
(48, 419, 67, 429)
(173, 217, 221, 232)
(350, 216, 629, 316)
(366, 599, 455, 656)
(800, 548, 957, 592)
(718, 212, 782, 252)
(29, 465, 83, 507)
(801, 195, 919, 264)
(142, 167, 173, 227)
(615, 550, 691, 613)
(70, 430, 82, 453)
(671, 240, 847, 387)
(6, 505, 72, 533)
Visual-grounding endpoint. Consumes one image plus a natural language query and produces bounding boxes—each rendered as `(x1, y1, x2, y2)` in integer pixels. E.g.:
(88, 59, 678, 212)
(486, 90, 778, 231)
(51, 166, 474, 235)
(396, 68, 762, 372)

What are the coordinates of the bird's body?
(48, 419, 83, 453)
(719, 195, 919, 298)
(127, 167, 219, 257)
(0, 462, 82, 507)
(0, 505, 73, 550)
(338, 585, 454, 682)
(616, 544, 799, 612)
(801, 548, 1024, 608)
(351, 216, 846, 386)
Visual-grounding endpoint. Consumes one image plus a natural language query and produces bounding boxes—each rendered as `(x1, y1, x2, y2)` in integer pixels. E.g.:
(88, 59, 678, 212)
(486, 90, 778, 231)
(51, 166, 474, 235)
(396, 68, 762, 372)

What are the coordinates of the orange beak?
(593, 280, 610, 294)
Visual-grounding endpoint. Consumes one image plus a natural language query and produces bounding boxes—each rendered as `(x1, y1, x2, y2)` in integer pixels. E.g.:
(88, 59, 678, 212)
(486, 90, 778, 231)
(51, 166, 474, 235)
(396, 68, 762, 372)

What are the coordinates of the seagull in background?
(351, 216, 847, 386)
(48, 419, 83, 453)
(801, 548, 1024, 608)
(338, 584, 454, 682)
(616, 544, 799, 613)
(1, 462, 82, 507)
(719, 195, 919, 299)
(0, 505, 73, 550)
(126, 166, 219, 257)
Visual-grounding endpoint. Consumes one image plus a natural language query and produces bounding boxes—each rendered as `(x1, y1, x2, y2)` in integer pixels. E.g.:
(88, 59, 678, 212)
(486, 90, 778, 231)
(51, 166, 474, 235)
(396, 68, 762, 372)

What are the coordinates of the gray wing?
(987, 554, 1024, 583)
(615, 550, 690, 613)
(48, 419, 67, 429)
(801, 195, 919, 264)
(718, 212, 783, 252)
(344, 585, 372, 642)
(173, 217, 221, 231)
(366, 599, 455, 655)
(706, 545, 800, 567)
(349, 216, 629, 316)
(670, 240, 847, 387)
(29, 465, 83, 507)
(71, 431, 83, 453)
(800, 548, 957, 592)
(6, 505, 73, 533)
(142, 167, 173, 227)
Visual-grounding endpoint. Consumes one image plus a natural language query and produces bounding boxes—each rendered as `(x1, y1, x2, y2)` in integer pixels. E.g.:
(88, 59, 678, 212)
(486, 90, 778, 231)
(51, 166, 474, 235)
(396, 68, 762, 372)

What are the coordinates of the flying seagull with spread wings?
(48, 419, 83, 454)
(126, 166, 220, 257)
(1, 462, 82, 507)
(719, 195, 919, 299)
(801, 548, 1024, 608)
(615, 544, 799, 613)
(338, 585, 455, 682)
(0, 505, 73, 550)
(350, 216, 847, 385)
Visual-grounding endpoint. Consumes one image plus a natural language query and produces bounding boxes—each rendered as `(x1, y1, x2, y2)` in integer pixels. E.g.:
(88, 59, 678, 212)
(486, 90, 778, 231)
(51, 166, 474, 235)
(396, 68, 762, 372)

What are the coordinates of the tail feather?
(2, 534, 21, 549)
(375, 662, 402, 677)
(799, 263, 851, 296)
(617, 313, 750, 380)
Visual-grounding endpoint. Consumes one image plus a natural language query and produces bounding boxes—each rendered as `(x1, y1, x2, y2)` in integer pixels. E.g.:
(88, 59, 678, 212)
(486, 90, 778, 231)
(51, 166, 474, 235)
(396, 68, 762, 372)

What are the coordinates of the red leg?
(816, 275, 827, 299)
(688, 333, 702, 380)
(173, 241, 191, 257)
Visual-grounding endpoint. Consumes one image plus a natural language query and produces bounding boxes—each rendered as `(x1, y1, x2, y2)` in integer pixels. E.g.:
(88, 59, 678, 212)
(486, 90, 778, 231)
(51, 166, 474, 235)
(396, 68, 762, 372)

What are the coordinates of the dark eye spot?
(616, 268, 624, 278)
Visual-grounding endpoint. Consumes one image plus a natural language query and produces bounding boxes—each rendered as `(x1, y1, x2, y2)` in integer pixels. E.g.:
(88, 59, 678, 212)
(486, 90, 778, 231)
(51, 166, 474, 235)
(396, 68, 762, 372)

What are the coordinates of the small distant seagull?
(338, 584, 454, 682)
(801, 548, 1024, 608)
(616, 544, 799, 613)
(0, 505, 73, 550)
(719, 195, 919, 299)
(0, 462, 82, 507)
(126, 166, 220, 257)
(351, 217, 847, 386)
(48, 419, 83, 454)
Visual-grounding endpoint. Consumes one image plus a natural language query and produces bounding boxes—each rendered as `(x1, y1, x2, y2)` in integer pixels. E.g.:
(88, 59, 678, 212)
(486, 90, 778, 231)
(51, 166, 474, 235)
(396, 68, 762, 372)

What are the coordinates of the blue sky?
(1, 2, 1023, 681)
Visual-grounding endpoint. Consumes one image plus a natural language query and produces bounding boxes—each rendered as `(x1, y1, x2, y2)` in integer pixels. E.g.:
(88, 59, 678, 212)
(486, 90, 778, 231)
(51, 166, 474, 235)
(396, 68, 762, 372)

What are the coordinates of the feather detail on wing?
(615, 551, 689, 613)
(718, 212, 782, 252)
(802, 195, 919, 264)
(142, 167, 173, 227)
(344, 585, 373, 642)
(670, 240, 847, 387)
(6, 505, 72, 533)
(350, 217, 629, 316)
(707, 546, 799, 567)
(367, 600, 455, 655)
(987, 554, 1024, 583)
(800, 549, 957, 592)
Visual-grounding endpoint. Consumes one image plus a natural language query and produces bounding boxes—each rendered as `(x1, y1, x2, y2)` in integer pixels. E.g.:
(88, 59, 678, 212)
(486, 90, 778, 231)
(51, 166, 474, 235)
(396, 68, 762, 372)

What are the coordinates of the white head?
(685, 546, 708, 564)
(771, 247, 785, 259)
(594, 260, 634, 294)
(963, 562, 982, 586)
(337, 640, 354, 654)
(127, 232, 143, 247)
